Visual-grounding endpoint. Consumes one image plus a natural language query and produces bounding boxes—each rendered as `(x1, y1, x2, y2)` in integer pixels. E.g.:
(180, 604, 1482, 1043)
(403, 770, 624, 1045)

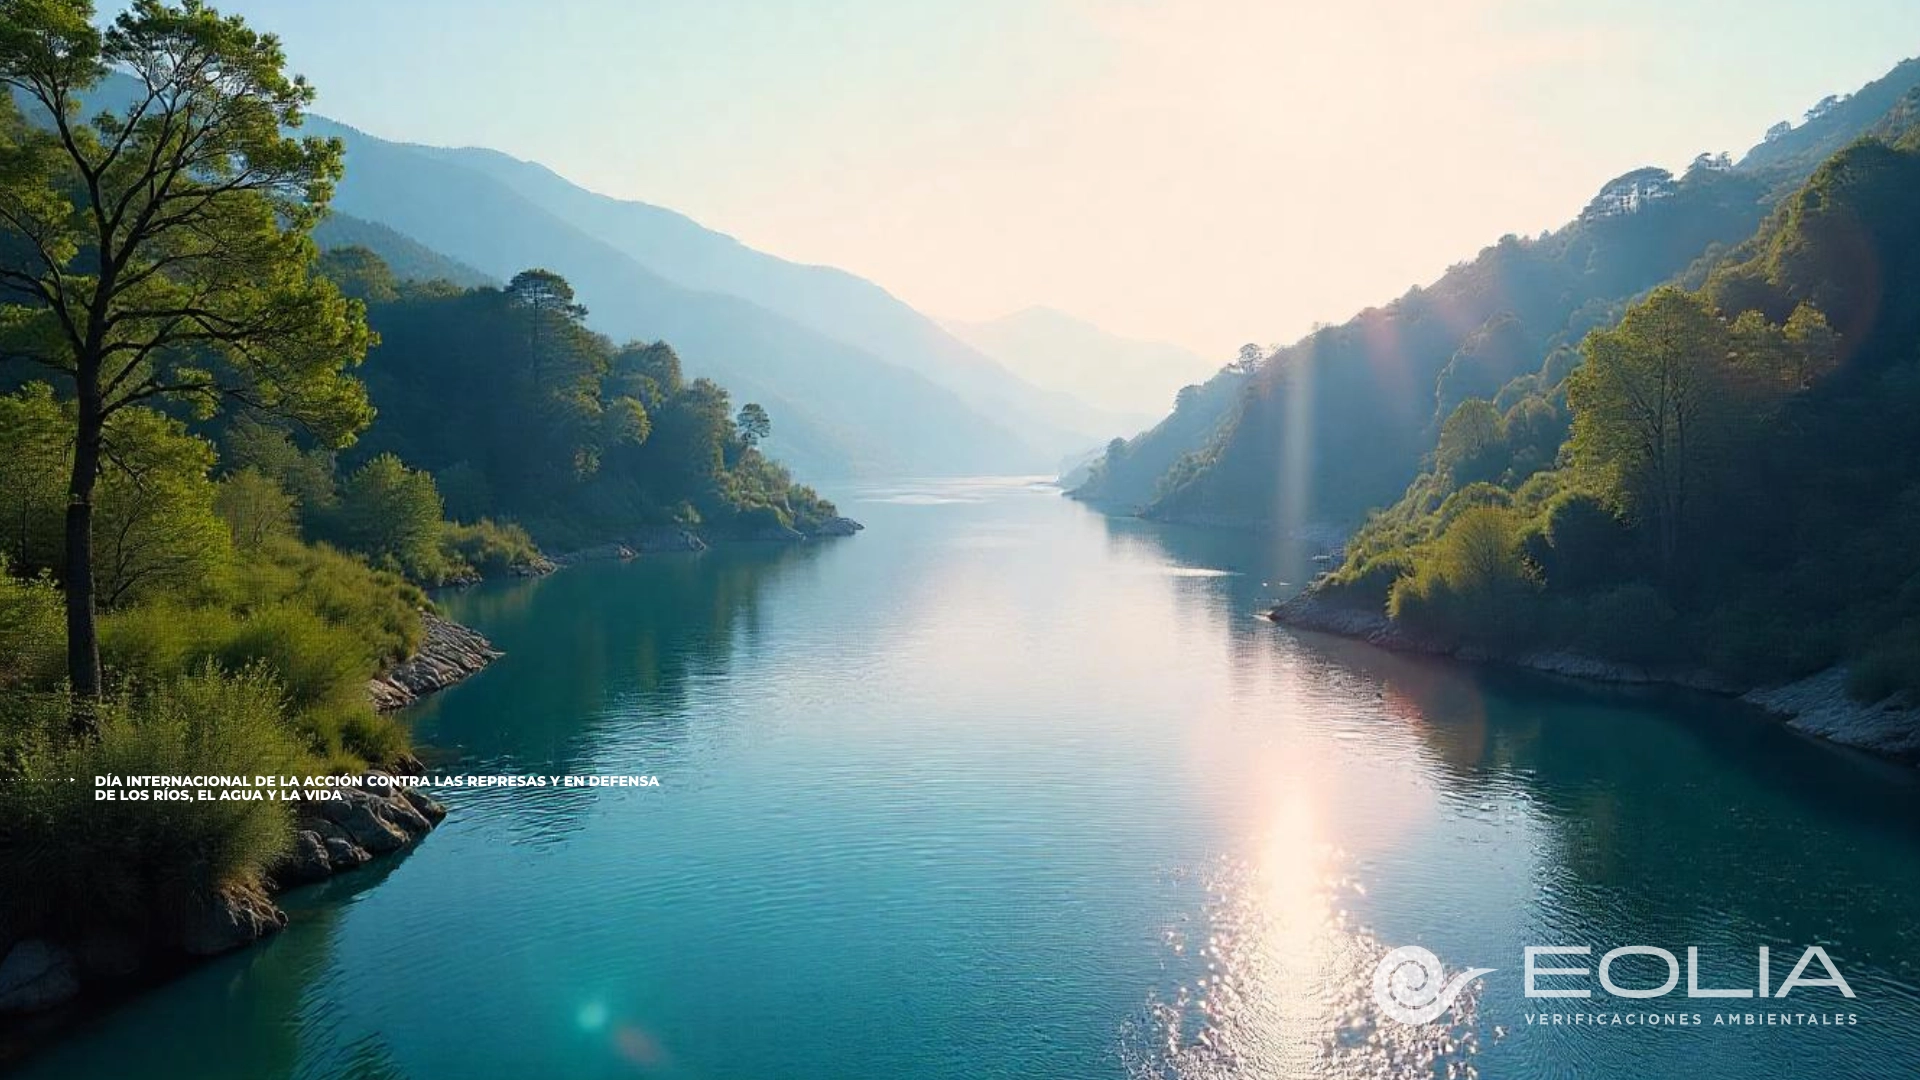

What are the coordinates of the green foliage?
(345, 269, 833, 544)
(441, 518, 541, 577)
(0, 0, 376, 697)
(320, 453, 457, 583)
(735, 402, 771, 448)
(0, 385, 232, 607)
(0, 668, 303, 935)
(1387, 506, 1539, 647)
(95, 534, 418, 766)
(1305, 126, 1920, 703)
(0, 559, 63, 688)
(215, 468, 298, 550)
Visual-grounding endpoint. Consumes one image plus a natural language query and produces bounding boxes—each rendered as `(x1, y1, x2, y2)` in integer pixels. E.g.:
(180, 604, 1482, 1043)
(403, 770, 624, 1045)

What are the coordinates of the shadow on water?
(410, 542, 829, 773)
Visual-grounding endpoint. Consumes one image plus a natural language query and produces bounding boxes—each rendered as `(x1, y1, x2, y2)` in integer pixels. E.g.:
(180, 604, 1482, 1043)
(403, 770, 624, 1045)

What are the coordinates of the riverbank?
(1267, 590, 1920, 762)
(0, 768, 444, 1026)
(3, 512, 868, 1036)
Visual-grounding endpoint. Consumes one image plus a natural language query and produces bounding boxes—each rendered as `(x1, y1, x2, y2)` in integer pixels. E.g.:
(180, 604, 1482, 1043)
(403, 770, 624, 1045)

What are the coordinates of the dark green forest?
(1308, 99, 1920, 700)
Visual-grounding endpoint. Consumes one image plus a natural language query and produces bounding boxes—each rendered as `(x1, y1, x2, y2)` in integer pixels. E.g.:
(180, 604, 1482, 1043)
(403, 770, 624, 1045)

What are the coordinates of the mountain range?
(1072, 56, 1920, 533)
(941, 307, 1217, 430)
(300, 116, 1157, 479)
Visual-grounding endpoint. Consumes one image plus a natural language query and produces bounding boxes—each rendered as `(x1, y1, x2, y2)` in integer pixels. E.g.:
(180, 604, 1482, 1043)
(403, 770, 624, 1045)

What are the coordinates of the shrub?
(441, 518, 543, 577)
(0, 562, 64, 689)
(1389, 507, 1539, 647)
(0, 668, 304, 936)
(1847, 626, 1920, 702)
(1321, 551, 1416, 610)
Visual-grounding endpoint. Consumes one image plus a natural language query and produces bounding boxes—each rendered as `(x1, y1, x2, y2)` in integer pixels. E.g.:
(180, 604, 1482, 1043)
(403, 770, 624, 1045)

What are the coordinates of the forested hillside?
(414, 145, 1131, 454)
(1073, 57, 1920, 534)
(0, 0, 853, 963)
(1295, 95, 1920, 699)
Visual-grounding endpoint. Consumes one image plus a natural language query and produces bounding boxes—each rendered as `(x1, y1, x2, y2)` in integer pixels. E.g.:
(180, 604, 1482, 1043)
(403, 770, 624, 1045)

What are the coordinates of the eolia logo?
(1373, 944, 1855, 1025)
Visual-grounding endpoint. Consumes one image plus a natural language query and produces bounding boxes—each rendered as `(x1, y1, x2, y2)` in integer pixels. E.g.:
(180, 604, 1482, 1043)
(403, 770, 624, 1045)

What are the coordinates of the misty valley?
(4, 4, 1920, 1079)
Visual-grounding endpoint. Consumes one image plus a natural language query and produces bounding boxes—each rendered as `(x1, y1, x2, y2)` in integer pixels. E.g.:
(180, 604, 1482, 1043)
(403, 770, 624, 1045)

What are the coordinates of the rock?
(808, 515, 864, 538)
(368, 614, 501, 711)
(178, 885, 286, 957)
(553, 542, 637, 564)
(0, 939, 80, 1014)
(322, 835, 372, 871)
(273, 830, 335, 888)
(398, 785, 449, 825)
(1267, 592, 1391, 638)
(1746, 668, 1920, 759)
(627, 526, 707, 553)
(509, 555, 558, 577)
(314, 790, 410, 854)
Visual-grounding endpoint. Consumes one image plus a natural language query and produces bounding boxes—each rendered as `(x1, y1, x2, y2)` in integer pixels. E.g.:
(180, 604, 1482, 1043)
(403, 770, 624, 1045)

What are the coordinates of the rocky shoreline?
(3, 514, 869, 1030)
(367, 612, 503, 711)
(1267, 590, 1919, 761)
(0, 771, 445, 1019)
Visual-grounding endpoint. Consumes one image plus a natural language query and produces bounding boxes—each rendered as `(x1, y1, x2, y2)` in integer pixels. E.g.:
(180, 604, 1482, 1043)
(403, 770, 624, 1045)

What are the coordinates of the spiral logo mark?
(1372, 945, 1495, 1025)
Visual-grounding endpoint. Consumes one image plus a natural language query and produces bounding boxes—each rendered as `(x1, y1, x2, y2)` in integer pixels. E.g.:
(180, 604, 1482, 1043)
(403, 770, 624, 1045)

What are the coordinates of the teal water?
(14, 478, 1920, 1079)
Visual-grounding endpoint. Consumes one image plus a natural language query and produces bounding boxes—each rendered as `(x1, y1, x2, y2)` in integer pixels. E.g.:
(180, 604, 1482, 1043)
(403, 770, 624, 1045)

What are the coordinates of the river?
(15, 478, 1920, 1079)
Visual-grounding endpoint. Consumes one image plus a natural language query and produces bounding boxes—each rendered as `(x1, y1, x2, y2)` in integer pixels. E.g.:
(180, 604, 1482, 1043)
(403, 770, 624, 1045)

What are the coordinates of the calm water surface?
(16, 478, 1920, 1079)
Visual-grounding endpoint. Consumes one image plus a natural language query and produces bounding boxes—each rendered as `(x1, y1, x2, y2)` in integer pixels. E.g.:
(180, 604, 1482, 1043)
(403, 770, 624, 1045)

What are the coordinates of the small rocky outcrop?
(1745, 669, 1920, 760)
(0, 770, 450, 1018)
(178, 883, 287, 957)
(554, 542, 638, 564)
(0, 939, 79, 1014)
(1267, 592, 1391, 638)
(627, 525, 708, 553)
(808, 515, 864, 538)
(272, 774, 446, 889)
(509, 554, 559, 576)
(367, 614, 501, 711)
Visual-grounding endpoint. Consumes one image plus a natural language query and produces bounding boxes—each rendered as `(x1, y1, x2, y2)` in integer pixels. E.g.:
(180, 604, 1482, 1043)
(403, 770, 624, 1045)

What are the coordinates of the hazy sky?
(145, 0, 1917, 357)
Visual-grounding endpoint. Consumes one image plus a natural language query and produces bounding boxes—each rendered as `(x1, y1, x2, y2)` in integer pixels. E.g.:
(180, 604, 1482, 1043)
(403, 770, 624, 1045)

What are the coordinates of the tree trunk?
(65, 389, 104, 731)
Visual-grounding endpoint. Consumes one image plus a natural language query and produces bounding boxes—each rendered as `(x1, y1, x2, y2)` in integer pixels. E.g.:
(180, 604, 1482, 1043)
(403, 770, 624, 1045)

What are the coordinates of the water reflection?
(11, 481, 1920, 1080)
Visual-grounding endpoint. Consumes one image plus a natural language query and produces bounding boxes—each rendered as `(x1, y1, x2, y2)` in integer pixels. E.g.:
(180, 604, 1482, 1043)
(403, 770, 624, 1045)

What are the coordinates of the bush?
(441, 518, 543, 576)
(94, 536, 423, 768)
(0, 562, 64, 689)
(1322, 551, 1416, 610)
(0, 668, 304, 936)
(1569, 584, 1681, 664)
(1389, 507, 1539, 647)
(1847, 626, 1920, 702)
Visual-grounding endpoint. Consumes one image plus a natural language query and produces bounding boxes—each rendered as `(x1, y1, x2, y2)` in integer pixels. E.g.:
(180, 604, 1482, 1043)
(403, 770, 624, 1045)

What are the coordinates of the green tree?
(329, 453, 444, 580)
(1566, 287, 1732, 577)
(91, 407, 231, 606)
(0, 384, 228, 607)
(214, 466, 295, 550)
(505, 268, 587, 390)
(0, 0, 372, 710)
(1434, 398, 1506, 489)
(735, 402, 770, 448)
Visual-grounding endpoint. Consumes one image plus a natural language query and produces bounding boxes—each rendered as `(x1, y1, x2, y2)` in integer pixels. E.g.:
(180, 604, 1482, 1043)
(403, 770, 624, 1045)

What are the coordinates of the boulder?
(0, 939, 80, 1014)
(273, 829, 334, 887)
(178, 885, 287, 957)
(809, 516, 865, 538)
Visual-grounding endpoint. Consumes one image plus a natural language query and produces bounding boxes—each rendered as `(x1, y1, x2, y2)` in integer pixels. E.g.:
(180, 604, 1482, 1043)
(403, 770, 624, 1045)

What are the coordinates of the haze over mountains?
(942, 307, 1218, 430)
(1073, 56, 1920, 535)
(283, 112, 1178, 480)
